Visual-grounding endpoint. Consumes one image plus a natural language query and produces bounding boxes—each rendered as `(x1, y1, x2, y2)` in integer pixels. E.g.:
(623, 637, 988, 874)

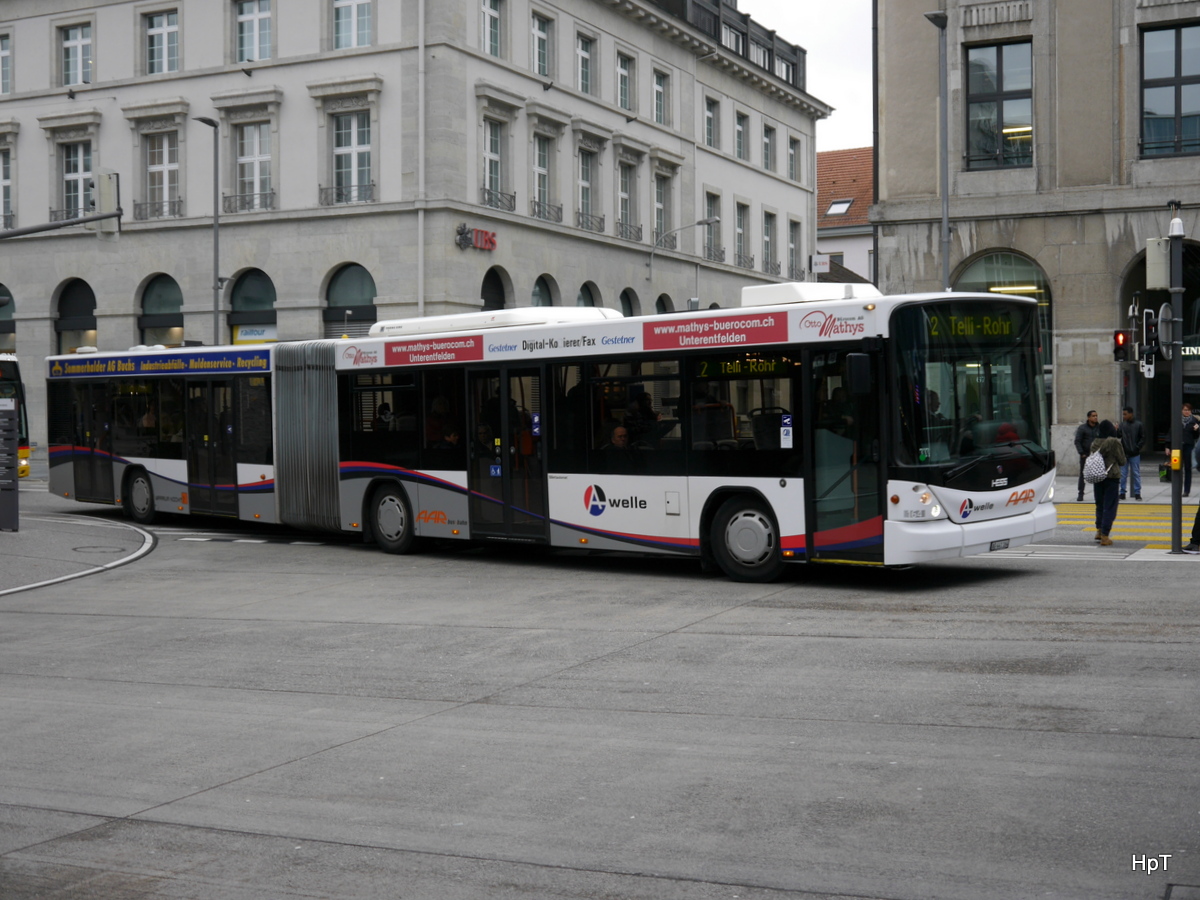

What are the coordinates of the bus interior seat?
(750, 407, 788, 449)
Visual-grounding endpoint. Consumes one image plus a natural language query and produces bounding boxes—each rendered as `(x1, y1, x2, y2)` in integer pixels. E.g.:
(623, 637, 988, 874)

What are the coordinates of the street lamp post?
(1169, 202, 1184, 552)
(925, 11, 951, 292)
(647, 216, 720, 283)
(193, 116, 222, 345)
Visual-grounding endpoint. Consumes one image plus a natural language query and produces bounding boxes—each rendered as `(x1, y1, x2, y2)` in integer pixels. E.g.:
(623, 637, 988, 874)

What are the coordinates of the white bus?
(46, 283, 1055, 581)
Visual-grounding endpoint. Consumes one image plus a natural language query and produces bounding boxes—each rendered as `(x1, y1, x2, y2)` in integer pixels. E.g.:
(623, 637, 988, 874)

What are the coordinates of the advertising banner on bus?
(385, 336, 485, 366)
(644, 313, 788, 351)
(48, 349, 272, 378)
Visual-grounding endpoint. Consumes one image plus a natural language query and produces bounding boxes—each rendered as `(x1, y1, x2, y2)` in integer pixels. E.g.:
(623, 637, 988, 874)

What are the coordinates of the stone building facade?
(873, 0, 1200, 466)
(0, 0, 828, 451)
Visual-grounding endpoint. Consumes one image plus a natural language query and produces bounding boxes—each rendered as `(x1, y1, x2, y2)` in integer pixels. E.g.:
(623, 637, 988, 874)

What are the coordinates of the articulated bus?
(0, 353, 29, 478)
(46, 283, 1055, 581)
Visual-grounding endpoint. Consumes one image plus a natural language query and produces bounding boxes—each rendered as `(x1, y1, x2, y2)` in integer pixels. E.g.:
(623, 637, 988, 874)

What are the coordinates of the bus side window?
(237, 376, 272, 465)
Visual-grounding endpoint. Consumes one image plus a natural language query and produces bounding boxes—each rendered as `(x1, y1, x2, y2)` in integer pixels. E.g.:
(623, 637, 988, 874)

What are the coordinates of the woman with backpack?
(1088, 419, 1126, 546)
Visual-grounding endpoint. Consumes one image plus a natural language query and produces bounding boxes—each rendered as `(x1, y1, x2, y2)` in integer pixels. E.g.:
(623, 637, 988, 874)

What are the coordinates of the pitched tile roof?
(817, 147, 873, 230)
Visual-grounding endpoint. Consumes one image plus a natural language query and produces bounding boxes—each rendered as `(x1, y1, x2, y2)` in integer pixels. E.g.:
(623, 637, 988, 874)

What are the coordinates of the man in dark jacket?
(1074, 410, 1099, 502)
(1119, 406, 1145, 500)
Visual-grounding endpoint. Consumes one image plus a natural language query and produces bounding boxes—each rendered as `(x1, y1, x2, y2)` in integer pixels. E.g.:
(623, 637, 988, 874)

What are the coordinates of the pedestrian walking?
(1074, 410, 1099, 502)
(1090, 419, 1126, 546)
(1182, 403, 1199, 497)
(1119, 406, 1144, 500)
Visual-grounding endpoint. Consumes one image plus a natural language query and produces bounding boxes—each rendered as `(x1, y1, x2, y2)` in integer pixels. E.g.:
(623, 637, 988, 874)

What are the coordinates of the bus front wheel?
(710, 496, 785, 583)
(371, 484, 415, 554)
(124, 470, 157, 525)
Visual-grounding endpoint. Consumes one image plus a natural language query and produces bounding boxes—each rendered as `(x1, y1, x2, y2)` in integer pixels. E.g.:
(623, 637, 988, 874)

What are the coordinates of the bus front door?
(186, 379, 238, 516)
(74, 382, 113, 503)
(806, 349, 885, 565)
(468, 368, 546, 542)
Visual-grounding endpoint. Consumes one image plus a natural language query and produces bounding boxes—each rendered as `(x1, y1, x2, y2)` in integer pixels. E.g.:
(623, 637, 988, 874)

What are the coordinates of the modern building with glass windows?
(874, 0, 1200, 465)
(0, 0, 827, 455)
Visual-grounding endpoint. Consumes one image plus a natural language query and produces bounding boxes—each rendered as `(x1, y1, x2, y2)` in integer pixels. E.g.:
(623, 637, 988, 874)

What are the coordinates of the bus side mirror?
(846, 353, 872, 396)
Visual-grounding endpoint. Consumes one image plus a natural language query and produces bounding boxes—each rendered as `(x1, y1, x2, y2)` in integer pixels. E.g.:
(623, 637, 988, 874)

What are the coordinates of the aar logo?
(584, 485, 607, 516)
(959, 499, 974, 520)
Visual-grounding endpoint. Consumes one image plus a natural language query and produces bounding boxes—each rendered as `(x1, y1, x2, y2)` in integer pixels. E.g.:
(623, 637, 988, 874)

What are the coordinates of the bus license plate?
(989, 539, 1010, 551)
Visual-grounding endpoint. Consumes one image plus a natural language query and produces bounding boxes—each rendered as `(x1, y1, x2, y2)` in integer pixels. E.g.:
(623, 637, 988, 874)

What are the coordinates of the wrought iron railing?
(735, 251, 755, 269)
(320, 183, 375, 205)
(704, 243, 725, 263)
(788, 264, 805, 280)
(530, 199, 562, 222)
(224, 192, 276, 213)
(653, 230, 677, 250)
(49, 207, 83, 222)
(617, 221, 642, 242)
(134, 199, 184, 220)
(577, 211, 605, 233)
(1, 213, 13, 230)
(481, 187, 516, 211)
(763, 259, 781, 276)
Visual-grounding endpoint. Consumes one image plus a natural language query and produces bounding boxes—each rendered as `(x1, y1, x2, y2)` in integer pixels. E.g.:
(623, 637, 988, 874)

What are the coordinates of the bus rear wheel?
(710, 496, 785, 583)
(371, 484, 415, 554)
(124, 470, 157, 525)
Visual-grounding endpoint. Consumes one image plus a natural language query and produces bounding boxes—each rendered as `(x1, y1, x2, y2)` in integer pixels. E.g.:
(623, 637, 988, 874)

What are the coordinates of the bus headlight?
(930, 505, 942, 518)
(1044, 484, 1055, 503)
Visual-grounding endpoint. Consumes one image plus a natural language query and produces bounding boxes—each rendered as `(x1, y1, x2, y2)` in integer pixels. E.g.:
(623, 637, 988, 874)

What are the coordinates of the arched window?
(576, 283, 596, 307)
(531, 276, 553, 306)
(140, 274, 184, 347)
(619, 288, 638, 317)
(0, 284, 13, 352)
(324, 263, 377, 338)
(955, 252, 1053, 365)
(655, 294, 673, 314)
(57, 278, 97, 353)
(229, 268, 277, 343)
(482, 268, 506, 310)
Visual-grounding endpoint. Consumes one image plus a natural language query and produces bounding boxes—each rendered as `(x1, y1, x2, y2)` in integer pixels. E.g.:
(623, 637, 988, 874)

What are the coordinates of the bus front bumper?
(883, 502, 1056, 566)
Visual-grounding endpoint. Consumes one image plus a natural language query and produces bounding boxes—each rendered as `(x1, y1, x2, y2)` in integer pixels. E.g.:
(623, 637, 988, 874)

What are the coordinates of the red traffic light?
(1113, 329, 1131, 361)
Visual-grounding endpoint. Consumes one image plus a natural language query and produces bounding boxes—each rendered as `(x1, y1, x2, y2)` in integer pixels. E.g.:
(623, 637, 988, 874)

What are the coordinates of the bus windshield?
(891, 300, 1051, 487)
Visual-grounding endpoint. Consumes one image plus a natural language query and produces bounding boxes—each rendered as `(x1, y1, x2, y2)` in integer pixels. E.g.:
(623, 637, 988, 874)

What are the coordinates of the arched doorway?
(482, 267, 507, 310)
(229, 268, 277, 343)
(140, 274, 184, 347)
(619, 288, 639, 317)
(531, 275, 554, 307)
(324, 263, 378, 337)
(655, 294, 673, 314)
(57, 278, 97, 353)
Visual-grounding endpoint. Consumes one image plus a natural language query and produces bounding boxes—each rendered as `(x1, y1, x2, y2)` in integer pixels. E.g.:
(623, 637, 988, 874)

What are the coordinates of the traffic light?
(1113, 329, 1131, 362)
(1143, 308, 1159, 358)
(83, 169, 120, 236)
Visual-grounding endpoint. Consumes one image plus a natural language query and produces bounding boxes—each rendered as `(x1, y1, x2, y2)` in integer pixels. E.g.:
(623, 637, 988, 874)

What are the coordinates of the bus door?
(467, 367, 546, 541)
(805, 348, 885, 564)
(73, 382, 113, 503)
(186, 379, 238, 516)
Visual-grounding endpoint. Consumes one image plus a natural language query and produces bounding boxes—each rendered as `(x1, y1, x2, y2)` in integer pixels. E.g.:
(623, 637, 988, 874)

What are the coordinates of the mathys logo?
(797, 309, 866, 340)
(342, 345, 380, 367)
(584, 485, 607, 516)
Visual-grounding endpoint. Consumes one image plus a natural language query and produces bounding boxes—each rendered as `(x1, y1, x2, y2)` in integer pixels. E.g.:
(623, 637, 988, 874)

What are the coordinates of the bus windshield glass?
(891, 300, 1050, 486)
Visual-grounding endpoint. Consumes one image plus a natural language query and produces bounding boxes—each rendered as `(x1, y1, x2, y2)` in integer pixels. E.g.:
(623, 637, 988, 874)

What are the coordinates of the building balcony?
(320, 183, 375, 205)
(1, 212, 12, 230)
(653, 230, 677, 251)
(134, 199, 185, 220)
(223, 192, 276, 214)
(704, 243, 725, 263)
(530, 199, 562, 223)
(763, 259, 781, 276)
(481, 187, 516, 212)
(788, 264, 805, 280)
(49, 207, 84, 222)
(735, 252, 756, 269)
(577, 211, 605, 233)
(617, 221, 642, 242)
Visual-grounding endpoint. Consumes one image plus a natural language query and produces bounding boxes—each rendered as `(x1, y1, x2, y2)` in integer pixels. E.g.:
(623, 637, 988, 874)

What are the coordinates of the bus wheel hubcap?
(378, 497, 406, 541)
(725, 511, 774, 565)
(132, 478, 151, 514)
